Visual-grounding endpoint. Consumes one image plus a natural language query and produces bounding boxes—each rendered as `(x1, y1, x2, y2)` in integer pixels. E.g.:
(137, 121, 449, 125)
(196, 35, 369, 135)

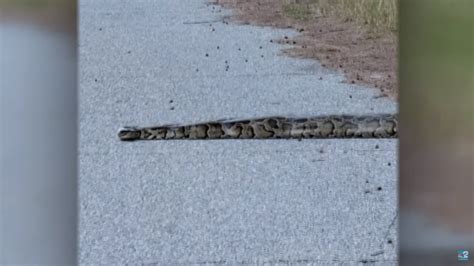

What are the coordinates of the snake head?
(118, 127, 141, 141)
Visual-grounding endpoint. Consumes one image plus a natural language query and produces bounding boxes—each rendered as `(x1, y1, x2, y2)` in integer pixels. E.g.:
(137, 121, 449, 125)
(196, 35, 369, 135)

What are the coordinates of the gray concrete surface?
(79, 0, 398, 264)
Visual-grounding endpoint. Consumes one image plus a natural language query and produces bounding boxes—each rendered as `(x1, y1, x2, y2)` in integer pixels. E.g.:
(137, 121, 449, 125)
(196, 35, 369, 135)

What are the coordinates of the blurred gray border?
(0, 2, 78, 265)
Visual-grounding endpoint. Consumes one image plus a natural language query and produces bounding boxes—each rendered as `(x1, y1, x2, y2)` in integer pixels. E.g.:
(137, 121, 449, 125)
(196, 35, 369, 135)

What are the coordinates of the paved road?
(79, 0, 398, 264)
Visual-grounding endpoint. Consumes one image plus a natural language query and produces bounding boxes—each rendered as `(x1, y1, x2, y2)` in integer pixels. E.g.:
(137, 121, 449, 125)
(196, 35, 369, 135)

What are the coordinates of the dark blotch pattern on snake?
(118, 114, 398, 141)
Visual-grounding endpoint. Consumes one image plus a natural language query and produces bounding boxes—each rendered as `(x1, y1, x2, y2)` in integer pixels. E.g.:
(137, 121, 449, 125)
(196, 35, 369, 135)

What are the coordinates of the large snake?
(118, 114, 398, 141)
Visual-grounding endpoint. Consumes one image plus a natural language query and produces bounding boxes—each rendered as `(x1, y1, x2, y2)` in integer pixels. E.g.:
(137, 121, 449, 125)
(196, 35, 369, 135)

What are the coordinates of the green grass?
(282, 3, 314, 21)
(282, 0, 398, 34)
(400, 0, 473, 140)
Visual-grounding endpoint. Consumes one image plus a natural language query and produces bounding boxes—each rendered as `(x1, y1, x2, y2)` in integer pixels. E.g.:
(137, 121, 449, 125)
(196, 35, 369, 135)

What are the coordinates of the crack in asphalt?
(379, 212, 399, 249)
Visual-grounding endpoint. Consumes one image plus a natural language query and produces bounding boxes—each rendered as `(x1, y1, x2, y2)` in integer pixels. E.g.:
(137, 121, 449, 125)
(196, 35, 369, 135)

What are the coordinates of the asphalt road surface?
(79, 0, 398, 264)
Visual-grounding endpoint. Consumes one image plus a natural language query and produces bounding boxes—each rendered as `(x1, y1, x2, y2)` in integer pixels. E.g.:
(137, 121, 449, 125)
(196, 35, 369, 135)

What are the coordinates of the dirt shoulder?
(214, 0, 398, 100)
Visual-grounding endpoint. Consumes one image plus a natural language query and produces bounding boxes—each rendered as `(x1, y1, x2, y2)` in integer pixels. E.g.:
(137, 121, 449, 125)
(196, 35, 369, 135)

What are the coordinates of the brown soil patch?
(0, 6, 76, 33)
(213, 0, 398, 100)
(401, 138, 474, 233)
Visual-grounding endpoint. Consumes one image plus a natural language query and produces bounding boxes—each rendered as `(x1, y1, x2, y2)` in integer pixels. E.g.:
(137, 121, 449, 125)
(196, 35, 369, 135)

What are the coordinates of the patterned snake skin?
(118, 114, 398, 141)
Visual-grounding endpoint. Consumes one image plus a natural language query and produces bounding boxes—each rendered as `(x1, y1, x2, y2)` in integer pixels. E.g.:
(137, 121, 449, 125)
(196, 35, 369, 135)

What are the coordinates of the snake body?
(118, 114, 398, 141)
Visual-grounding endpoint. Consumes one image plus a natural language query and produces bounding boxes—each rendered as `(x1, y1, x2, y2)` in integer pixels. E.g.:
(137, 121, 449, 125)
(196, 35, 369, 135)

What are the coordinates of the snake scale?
(118, 114, 398, 141)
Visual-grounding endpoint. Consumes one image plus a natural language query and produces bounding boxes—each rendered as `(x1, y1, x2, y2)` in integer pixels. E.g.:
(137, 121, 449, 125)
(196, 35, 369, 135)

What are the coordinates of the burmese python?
(118, 114, 398, 141)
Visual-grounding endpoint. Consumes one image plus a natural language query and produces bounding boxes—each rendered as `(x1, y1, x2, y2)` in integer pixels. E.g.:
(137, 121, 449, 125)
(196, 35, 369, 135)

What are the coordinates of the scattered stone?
(371, 250, 384, 256)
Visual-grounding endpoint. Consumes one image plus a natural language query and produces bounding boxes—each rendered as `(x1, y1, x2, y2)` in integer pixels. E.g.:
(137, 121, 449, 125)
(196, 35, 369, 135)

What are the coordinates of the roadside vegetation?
(282, 0, 397, 35)
(218, 0, 399, 97)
